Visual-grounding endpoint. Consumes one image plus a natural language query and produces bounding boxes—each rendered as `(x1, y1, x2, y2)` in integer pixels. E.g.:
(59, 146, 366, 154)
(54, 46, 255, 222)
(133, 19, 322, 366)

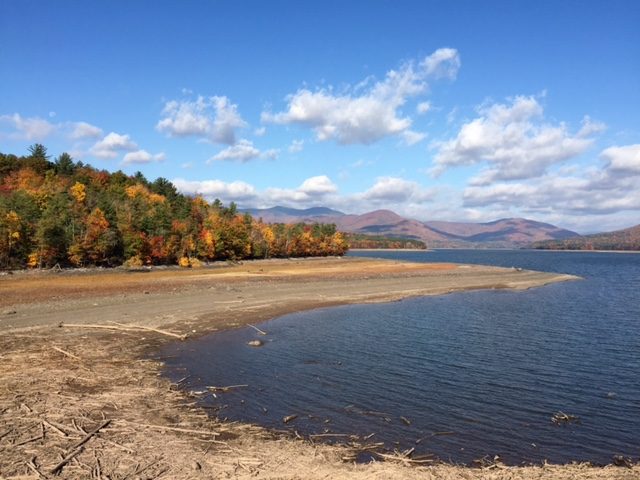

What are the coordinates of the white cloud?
(70, 121, 103, 140)
(90, 132, 138, 159)
(416, 101, 431, 114)
(172, 178, 257, 202)
(299, 175, 337, 195)
(432, 95, 602, 184)
(288, 139, 304, 153)
(265, 175, 338, 204)
(157, 95, 247, 144)
(262, 48, 460, 145)
(0, 113, 56, 140)
(600, 144, 640, 174)
(209, 139, 279, 163)
(122, 149, 166, 165)
(401, 130, 427, 146)
(254, 126, 266, 137)
(361, 176, 435, 203)
(461, 143, 640, 229)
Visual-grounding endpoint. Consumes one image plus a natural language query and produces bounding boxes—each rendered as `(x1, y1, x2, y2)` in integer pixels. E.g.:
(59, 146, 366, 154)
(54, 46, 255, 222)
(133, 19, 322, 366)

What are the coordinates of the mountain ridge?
(240, 206, 582, 248)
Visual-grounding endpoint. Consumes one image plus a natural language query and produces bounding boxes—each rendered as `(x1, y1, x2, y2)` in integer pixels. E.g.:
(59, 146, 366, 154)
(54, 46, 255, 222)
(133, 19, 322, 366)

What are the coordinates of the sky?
(1, 1, 639, 233)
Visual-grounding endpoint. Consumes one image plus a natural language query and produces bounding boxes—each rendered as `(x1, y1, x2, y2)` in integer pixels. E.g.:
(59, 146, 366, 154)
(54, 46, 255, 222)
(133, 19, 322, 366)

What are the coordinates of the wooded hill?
(532, 224, 640, 251)
(0, 145, 347, 269)
(343, 233, 427, 250)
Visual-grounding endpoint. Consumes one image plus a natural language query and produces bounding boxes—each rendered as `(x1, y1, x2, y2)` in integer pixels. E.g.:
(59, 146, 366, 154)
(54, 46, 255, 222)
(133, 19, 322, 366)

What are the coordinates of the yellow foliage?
(189, 257, 203, 268)
(124, 255, 144, 268)
(178, 256, 191, 268)
(27, 252, 39, 268)
(70, 182, 86, 203)
(125, 184, 147, 199)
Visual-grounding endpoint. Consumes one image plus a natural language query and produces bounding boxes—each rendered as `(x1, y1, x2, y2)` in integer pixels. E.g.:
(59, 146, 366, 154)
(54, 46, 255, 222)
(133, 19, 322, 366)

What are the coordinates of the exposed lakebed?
(160, 250, 640, 465)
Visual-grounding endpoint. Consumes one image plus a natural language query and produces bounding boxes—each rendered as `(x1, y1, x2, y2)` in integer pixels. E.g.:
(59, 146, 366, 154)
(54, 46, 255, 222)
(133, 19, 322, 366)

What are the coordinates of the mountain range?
(533, 224, 640, 251)
(241, 206, 581, 248)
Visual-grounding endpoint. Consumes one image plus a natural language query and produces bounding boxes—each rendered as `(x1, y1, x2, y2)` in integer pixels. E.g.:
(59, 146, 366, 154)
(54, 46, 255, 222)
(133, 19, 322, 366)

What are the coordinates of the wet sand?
(1, 257, 637, 479)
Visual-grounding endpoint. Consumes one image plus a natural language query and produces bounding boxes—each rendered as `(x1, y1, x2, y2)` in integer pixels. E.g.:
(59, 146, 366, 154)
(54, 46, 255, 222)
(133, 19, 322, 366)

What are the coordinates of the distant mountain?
(241, 206, 345, 223)
(240, 206, 581, 248)
(426, 218, 578, 244)
(533, 224, 640, 251)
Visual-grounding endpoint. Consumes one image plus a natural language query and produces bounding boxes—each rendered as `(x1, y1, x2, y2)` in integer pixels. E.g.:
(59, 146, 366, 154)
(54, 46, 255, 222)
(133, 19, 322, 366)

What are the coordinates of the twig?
(51, 346, 81, 361)
(41, 419, 69, 437)
(115, 420, 219, 436)
(247, 324, 267, 335)
(15, 432, 44, 446)
(207, 384, 248, 393)
(62, 323, 187, 340)
(111, 321, 188, 340)
(26, 459, 48, 479)
(50, 419, 111, 475)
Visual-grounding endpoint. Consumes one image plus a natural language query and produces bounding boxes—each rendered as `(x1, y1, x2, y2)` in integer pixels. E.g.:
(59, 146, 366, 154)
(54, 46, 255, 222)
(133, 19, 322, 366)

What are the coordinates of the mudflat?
(1, 257, 636, 479)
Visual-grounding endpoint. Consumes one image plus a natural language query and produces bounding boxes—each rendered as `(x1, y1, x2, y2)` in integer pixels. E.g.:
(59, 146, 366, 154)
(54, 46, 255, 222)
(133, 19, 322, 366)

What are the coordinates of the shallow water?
(160, 250, 640, 465)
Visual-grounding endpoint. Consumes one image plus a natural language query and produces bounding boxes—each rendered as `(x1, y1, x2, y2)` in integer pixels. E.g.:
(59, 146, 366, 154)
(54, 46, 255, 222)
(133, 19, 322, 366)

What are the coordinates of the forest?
(343, 233, 426, 250)
(0, 145, 347, 269)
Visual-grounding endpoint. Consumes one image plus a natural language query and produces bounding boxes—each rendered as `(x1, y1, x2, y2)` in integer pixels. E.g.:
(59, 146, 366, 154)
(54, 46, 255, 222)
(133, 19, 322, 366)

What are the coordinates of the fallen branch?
(61, 323, 187, 340)
(111, 322, 188, 340)
(247, 324, 267, 335)
(115, 420, 220, 436)
(207, 384, 248, 393)
(51, 346, 81, 361)
(41, 419, 68, 437)
(15, 432, 44, 446)
(50, 419, 111, 475)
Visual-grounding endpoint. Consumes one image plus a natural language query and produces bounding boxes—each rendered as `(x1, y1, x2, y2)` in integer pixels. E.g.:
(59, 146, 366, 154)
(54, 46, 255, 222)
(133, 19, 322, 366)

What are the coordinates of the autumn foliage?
(0, 146, 348, 269)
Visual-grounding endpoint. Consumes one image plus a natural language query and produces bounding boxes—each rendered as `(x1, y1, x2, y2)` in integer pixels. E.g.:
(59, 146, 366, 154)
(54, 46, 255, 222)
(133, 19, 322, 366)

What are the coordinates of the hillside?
(0, 147, 347, 269)
(532, 224, 640, 251)
(245, 206, 580, 248)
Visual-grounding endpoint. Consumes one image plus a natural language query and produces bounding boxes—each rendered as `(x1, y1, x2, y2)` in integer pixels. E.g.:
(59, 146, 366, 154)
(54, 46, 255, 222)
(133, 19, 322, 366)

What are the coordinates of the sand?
(1, 256, 637, 479)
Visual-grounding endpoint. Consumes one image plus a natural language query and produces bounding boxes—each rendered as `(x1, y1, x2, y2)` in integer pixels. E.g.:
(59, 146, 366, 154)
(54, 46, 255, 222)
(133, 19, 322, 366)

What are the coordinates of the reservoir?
(160, 250, 640, 465)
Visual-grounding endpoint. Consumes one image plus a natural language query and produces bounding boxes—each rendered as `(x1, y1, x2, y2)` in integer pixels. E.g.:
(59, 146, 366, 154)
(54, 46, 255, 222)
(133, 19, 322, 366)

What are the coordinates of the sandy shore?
(1, 256, 637, 479)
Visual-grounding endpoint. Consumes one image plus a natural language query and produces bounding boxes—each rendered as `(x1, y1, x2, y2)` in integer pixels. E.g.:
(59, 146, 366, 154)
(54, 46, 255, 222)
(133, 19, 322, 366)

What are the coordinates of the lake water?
(160, 250, 640, 465)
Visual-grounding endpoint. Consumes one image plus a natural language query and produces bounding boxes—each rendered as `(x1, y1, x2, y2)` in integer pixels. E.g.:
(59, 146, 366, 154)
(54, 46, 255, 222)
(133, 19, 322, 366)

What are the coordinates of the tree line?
(0, 145, 347, 269)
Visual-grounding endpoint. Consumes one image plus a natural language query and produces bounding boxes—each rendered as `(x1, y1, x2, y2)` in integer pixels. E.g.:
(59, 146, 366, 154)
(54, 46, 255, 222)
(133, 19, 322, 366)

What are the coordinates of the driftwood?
(207, 384, 248, 393)
(51, 346, 81, 361)
(117, 420, 220, 437)
(551, 411, 580, 425)
(50, 419, 111, 475)
(282, 415, 298, 424)
(400, 416, 411, 426)
(62, 322, 187, 340)
(247, 324, 267, 335)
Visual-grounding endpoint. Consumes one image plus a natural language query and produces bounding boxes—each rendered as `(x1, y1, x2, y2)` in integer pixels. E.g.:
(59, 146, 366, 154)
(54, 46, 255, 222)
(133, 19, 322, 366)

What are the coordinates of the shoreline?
(2, 257, 637, 479)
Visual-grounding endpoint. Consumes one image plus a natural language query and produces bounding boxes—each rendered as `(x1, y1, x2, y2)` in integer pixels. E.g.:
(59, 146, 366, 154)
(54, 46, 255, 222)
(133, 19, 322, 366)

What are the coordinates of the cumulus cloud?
(361, 176, 435, 203)
(157, 95, 247, 144)
(0, 113, 56, 140)
(122, 149, 166, 165)
(299, 175, 337, 195)
(288, 139, 304, 153)
(208, 139, 278, 163)
(401, 130, 427, 146)
(262, 48, 460, 145)
(600, 144, 640, 174)
(70, 121, 103, 140)
(172, 178, 257, 202)
(462, 143, 640, 224)
(421, 47, 461, 79)
(432, 95, 602, 184)
(90, 132, 138, 159)
(416, 101, 431, 114)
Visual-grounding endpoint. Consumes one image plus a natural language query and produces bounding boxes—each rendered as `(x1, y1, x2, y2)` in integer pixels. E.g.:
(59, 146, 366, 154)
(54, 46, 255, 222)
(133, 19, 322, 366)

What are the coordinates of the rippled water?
(160, 250, 640, 465)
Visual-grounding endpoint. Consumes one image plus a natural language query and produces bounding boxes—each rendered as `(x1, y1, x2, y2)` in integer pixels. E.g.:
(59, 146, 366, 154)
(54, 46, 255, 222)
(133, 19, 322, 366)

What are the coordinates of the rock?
(283, 414, 298, 424)
(191, 461, 202, 471)
(247, 340, 264, 347)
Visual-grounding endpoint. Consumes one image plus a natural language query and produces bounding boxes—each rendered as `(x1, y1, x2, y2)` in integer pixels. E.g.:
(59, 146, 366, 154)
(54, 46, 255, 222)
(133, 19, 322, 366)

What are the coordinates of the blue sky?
(1, 1, 639, 233)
